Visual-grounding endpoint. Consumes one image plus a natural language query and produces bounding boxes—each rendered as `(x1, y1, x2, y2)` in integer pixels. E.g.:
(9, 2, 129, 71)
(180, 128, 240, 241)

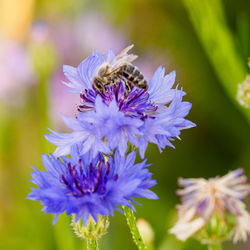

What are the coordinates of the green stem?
(123, 206, 147, 250)
(182, 0, 250, 123)
(208, 242, 222, 250)
(87, 239, 99, 250)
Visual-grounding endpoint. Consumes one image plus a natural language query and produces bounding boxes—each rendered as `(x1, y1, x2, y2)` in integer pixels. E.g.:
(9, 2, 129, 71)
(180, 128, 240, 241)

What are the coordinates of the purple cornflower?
(27, 148, 158, 225)
(46, 45, 195, 158)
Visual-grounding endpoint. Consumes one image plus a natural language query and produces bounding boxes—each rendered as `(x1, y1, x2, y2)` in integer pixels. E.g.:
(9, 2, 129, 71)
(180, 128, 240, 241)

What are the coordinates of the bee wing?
(110, 45, 138, 69)
(105, 66, 124, 76)
(113, 55, 138, 69)
(110, 44, 133, 63)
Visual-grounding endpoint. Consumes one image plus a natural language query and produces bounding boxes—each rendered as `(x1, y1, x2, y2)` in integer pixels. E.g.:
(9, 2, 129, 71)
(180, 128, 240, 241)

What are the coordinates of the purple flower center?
(78, 82, 158, 119)
(61, 160, 116, 198)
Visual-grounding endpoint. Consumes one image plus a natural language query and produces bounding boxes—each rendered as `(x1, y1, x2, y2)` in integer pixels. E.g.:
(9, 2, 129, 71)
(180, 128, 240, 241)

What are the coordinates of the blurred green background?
(0, 0, 249, 249)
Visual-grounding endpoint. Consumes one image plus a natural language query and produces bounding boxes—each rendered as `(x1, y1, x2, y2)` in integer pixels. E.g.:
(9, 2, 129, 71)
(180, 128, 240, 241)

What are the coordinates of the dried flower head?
(237, 75, 250, 108)
(170, 169, 250, 244)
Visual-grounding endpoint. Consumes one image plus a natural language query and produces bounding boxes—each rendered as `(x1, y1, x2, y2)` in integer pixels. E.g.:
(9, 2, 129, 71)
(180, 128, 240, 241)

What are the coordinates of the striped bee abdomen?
(118, 64, 148, 90)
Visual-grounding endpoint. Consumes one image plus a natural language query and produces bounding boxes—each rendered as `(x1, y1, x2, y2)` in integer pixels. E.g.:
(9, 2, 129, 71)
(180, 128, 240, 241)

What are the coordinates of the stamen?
(94, 169, 102, 192)
(89, 163, 93, 173)
(99, 160, 104, 170)
(72, 166, 78, 185)
(67, 163, 72, 173)
(61, 173, 68, 185)
(78, 159, 83, 175)
(106, 162, 110, 175)
(113, 174, 118, 181)
(79, 79, 158, 119)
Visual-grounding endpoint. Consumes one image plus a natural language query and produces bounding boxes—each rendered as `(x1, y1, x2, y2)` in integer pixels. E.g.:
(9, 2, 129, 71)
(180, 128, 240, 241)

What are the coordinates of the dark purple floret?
(61, 160, 112, 198)
(78, 82, 158, 119)
(78, 89, 96, 111)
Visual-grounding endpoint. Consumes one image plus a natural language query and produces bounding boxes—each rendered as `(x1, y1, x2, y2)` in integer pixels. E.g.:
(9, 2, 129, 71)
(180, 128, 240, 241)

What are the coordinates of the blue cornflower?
(27, 148, 158, 225)
(46, 45, 195, 158)
(47, 96, 143, 157)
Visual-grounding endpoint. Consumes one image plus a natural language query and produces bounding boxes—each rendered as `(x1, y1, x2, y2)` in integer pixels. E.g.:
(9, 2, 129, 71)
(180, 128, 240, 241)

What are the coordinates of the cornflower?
(45, 45, 195, 158)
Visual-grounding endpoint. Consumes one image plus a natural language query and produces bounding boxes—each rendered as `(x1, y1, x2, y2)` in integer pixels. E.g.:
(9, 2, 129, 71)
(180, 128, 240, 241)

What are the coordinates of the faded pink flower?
(170, 169, 250, 243)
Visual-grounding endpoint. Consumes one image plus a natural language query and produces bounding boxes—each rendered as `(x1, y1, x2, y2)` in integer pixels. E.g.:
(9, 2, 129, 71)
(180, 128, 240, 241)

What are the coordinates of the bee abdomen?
(118, 64, 148, 90)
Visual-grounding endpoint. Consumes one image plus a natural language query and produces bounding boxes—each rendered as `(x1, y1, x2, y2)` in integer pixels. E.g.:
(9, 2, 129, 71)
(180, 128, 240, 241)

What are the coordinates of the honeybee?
(93, 45, 148, 95)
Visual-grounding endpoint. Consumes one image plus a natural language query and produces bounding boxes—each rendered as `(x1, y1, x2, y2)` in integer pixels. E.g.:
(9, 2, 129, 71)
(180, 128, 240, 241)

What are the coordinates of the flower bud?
(136, 218, 155, 246)
(71, 215, 109, 240)
(196, 212, 235, 244)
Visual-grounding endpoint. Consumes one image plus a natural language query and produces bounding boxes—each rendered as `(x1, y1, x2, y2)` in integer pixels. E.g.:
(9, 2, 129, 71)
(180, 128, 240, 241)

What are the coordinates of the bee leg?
(109, 75, 118, 89)
(104, 82, 112, 91)
(124, 81, 132, 98)
(113, 76, 119, 88)
(93, 79, 105, 93)
(113, 76, 120, 88)
(104, 76, 115, 88)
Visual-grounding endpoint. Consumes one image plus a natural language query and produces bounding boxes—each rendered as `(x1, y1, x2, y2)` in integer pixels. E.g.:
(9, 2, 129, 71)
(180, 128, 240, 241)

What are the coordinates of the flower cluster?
(28, 45, 194, 230)
(170, 169, 250, 243)
(45, 45, 195, 158)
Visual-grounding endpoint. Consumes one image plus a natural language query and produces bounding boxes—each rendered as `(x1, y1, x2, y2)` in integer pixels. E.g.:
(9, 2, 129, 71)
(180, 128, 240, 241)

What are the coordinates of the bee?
(93, 45, 148, 95)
